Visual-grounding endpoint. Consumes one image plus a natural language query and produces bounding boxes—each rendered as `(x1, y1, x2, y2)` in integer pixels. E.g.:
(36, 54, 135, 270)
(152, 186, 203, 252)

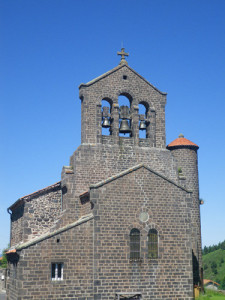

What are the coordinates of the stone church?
(6, 49, 202, 299)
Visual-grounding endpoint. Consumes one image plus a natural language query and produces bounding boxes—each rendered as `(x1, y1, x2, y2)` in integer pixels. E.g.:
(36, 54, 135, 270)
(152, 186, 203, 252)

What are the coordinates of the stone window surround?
(130, 228, 141, 260)
(148, 228, 159, 259)
(100, 94, 155, 142)
(127, 223, 160, 262)
(51, 263, 63, 281)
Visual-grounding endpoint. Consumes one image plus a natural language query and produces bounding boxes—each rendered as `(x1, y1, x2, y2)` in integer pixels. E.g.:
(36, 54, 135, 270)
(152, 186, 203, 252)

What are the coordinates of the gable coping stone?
(89, 163, 192, 193)
(9, 213, 94, 252)
(79, 64, 167, 96)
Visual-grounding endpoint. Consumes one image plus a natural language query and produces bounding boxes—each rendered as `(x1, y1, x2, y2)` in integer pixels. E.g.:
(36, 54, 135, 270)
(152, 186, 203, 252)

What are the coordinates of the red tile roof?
(167, 134, 199, 149)
(6, 249, 16, 254)
(203, 279, 220, 286)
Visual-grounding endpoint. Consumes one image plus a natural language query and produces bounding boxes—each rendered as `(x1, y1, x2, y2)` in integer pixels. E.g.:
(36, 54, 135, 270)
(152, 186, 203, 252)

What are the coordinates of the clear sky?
(0, 0, 225, 253)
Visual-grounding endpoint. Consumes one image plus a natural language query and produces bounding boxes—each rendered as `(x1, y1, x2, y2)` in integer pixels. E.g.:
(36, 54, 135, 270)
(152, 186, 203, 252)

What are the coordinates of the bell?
(119, 119, 131, 134)
(139, 120, 146, 130)
(102, 117, 110, 128)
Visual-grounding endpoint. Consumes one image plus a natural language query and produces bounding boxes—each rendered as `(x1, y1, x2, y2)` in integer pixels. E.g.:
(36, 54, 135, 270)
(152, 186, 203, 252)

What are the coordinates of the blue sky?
(0, 0, 225, 253)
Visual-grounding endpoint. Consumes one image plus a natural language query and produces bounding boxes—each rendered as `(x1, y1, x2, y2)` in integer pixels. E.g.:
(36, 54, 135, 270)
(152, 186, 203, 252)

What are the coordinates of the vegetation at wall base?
(199, 289, 225, 299)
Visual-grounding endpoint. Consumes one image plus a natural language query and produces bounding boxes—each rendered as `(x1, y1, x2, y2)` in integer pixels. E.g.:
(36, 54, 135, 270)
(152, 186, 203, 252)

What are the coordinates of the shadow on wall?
(193, 250, 200, 286)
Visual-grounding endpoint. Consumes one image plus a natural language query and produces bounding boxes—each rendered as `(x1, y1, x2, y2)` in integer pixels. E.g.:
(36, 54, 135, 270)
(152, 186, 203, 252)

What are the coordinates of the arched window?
(130, 228, 140, 259)
(101, 99, 112, 136)
(118, 95, 132, 137)
(139, 102, 149, 139)
(148, 229, 158, 259)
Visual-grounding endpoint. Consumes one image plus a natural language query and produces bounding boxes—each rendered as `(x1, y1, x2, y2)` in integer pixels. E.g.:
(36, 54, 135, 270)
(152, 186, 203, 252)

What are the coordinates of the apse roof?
(167, 134, 199, 149)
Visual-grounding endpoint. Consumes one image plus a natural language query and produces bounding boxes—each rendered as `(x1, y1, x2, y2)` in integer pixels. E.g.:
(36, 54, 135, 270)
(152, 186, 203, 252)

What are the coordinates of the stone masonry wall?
(7, 219, 94, 300)
(169, 147, 202, 275)
(79, 65, 167, 148)
(60, 142, 179, 227)
(10, 203, 24, 246)
(6, 167, 194, 300)
(10, 186, 61, 247)
(91, 167, 193, 299)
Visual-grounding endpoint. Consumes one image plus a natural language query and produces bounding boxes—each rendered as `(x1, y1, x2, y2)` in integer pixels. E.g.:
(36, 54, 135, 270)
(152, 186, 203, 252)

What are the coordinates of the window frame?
(148, 229, 158, 259)
(51, 263, 63, 281)
(130, 228, 141, 260)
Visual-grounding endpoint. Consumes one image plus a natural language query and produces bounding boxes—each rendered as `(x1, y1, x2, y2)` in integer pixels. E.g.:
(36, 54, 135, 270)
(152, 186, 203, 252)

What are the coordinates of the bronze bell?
(102, 117, 110, 128)
(139, 120, 146, 130)
(119, 119, 131, 134)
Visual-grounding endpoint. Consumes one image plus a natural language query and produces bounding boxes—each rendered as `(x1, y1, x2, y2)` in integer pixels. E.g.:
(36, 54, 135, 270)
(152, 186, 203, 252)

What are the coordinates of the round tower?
(167, 134, 202, 286)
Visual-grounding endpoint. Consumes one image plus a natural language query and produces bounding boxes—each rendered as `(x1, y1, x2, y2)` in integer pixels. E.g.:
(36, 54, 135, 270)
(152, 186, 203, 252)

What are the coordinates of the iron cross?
(117, 48, 129, 65)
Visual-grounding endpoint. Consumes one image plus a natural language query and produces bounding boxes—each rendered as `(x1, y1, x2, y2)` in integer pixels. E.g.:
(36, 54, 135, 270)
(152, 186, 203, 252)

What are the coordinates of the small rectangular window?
(51, 263, 63, 281)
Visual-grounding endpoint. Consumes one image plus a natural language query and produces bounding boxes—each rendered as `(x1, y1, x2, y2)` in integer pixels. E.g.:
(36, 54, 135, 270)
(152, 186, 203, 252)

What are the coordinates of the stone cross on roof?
(117, 47, 129, 65)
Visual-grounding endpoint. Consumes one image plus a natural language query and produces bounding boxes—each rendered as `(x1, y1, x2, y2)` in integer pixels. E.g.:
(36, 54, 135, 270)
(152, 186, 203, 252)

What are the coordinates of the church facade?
(6, 50, 202, 299)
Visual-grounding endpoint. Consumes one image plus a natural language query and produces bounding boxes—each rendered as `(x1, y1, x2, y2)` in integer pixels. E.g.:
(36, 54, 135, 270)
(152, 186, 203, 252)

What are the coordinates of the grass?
(199, 289, 225, 299)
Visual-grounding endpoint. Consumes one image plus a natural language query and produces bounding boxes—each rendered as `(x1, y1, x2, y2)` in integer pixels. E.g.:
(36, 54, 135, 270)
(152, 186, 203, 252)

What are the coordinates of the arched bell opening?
(118, 94, 132, 137)
(101, 99, 112, 136)
(139, 102, 149, 139)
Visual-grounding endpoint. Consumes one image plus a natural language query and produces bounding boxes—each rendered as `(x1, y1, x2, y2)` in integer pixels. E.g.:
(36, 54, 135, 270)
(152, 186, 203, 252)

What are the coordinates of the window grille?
(116, 293, 142, 300)
(51, 263, 63, 280)
(130, 228, 140, 259)
(148, 229, 158, 259)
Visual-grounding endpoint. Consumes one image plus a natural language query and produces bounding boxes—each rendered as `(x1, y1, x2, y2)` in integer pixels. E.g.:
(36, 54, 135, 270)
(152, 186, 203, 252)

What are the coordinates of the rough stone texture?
(10, 203, 24, 246)
(6, 62, 202, 299)
(79, 65, 166, 148)
(167, 147, 202, 274)
(91, 167, 193, 299)
(7, 219, 93, 300)
(10, 184, 61, 247)
(60, 142, 179, 227)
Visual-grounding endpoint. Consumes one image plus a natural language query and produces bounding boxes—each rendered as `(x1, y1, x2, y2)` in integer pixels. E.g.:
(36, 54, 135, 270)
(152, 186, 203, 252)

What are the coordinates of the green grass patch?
(199, 289, 225, 299)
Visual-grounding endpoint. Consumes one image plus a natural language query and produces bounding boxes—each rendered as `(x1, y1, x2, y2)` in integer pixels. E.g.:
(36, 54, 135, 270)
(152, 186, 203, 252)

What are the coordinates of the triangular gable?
(90, 163, 191, 193)
(79, 64, 166, 96)
(8, 213, 94, 252)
